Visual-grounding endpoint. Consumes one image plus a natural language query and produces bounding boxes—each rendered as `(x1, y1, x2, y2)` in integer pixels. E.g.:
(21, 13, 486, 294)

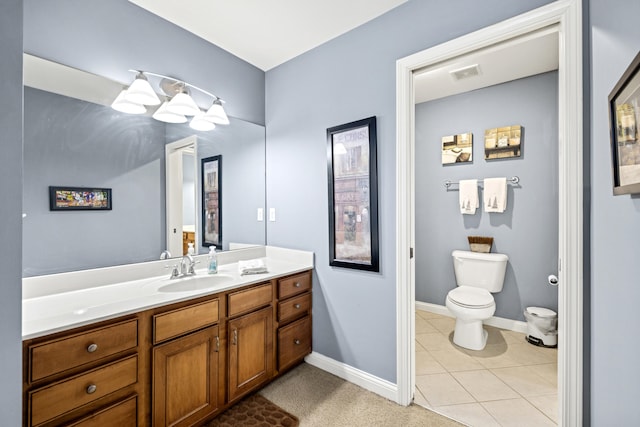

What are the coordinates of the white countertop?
(23, 246, 313, 340)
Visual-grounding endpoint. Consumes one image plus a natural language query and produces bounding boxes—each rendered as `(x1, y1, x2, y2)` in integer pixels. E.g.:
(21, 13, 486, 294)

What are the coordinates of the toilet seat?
(447, 286, 494, 309)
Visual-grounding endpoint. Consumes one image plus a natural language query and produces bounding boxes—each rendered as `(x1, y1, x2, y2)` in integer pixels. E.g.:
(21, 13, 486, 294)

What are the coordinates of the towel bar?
(444, 176, 520, 189)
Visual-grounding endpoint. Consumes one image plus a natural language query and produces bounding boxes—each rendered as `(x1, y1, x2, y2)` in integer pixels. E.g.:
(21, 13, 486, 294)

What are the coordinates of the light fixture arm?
(127, 69, 224, 103)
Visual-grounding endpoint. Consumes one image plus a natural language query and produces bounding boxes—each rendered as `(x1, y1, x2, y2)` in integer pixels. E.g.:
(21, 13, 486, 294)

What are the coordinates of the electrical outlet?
(269, 208, 276, 222)
(257, 208, 264, 221)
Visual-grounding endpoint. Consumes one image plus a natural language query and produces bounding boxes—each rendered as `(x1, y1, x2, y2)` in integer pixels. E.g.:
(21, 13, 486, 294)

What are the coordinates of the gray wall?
(0, 0, 22, 422)
(23, 0, 265, 125)
(590, 0, 640, 422)
(415, 72, 559, 321)
(265, 0, 553, 383)
(23, 88, 166, 276)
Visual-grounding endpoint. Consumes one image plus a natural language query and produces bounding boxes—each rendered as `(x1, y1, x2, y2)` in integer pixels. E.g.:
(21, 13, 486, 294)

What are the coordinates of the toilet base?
(453, 318, 489, 351)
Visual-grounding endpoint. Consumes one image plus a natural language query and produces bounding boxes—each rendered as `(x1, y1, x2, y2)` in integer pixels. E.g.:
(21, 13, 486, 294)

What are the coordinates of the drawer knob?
(86, 384, 97, 394)
(294, 304, 301, 309)
(294, 339, 301, 345)
(87, 343, 98, 353)
(294, 282, 301, 288)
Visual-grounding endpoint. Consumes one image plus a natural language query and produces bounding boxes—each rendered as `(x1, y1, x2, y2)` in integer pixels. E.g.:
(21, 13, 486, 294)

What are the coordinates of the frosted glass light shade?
(189, 113, 216, 131)
(334, 142, 347, 155)
(166, 92, 200, 116)
(124, 75, 161, 105)
(204, 99, 230, 125)
(152, 102, 187, 123)
(111, 90, 146, 114)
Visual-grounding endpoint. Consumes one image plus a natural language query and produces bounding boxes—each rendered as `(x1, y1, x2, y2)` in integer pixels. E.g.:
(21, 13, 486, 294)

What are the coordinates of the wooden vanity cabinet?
(23, 316, 144, 427)
(226, 283, 274, 403)
(276, 271, 312, 373)
(151, 297, 223, 427)
(23, 269, 312, 427)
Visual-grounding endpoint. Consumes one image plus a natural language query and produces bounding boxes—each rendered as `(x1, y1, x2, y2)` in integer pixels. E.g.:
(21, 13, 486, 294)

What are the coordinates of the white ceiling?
(128, 0, 408, 71)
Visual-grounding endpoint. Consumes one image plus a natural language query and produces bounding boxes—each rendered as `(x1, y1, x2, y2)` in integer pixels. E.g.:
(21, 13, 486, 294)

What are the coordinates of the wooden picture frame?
(609, 51, 640, 195)
(49, 186, 112, 211)
(201, 155, 222, 249)
(327, 116, 379, 272)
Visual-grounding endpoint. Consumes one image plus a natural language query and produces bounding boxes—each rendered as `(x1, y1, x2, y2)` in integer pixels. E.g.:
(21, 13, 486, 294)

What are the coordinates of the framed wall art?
(49, 186, 112, 211)
(201, 155, 222, 248)
(441, 132, 473, 164)
(609, 51, 640, 195)
(326, 116, 379, 272)
(484, 125, 523, 160)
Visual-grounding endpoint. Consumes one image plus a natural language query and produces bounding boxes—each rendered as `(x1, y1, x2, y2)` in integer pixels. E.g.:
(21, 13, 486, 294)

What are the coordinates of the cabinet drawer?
(278, 272, 311, 300)
(278, 316, 311, 372)
(278, 292, 311, 323)
(29, 355, 138, 426)
(228, 283, 273, 318)
(67, 395, 137, 427)
(29, 319, 138, 383)
(154, 298, 219, 344)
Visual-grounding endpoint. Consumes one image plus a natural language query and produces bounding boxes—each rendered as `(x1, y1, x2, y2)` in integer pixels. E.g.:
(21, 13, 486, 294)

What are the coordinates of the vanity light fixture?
(111, 70, 229, 131)
(111, 89, 147, 114)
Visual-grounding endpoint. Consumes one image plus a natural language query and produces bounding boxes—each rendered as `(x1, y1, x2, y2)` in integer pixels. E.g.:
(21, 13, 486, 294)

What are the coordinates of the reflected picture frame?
(201, 155, 222, 249)
(327, 116, 379, 272)
(609, 51, 640, 195)
(49, 186, 112, 211)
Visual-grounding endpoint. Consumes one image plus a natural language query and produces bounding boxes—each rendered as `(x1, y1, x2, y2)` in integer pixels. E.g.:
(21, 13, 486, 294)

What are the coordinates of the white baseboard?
(304, 352, 398, 402)
(416, 301, 528, 334)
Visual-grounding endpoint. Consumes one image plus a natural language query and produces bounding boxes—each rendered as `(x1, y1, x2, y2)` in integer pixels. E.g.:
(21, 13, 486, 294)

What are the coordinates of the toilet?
(446, 250, 509, 350)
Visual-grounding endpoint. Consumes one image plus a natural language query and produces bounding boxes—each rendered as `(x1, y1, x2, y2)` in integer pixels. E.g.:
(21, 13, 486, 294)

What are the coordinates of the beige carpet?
(260, 363, 463, 427)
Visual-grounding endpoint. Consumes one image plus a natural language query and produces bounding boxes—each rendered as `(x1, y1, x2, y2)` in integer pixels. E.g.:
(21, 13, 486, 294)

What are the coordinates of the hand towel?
(459, 179, 479, 215)
(238, 259, 269, 275)
(483, 177, 508, 213)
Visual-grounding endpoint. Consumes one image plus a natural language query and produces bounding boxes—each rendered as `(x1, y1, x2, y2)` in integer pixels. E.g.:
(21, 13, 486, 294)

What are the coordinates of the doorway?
(395, 1, 583, 426)
(166, 135, 198, 256)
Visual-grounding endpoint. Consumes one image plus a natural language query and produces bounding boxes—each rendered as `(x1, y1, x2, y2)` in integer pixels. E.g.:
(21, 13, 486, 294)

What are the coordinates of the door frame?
(165, 135, 198, 256)
(395, 1, 583, 425)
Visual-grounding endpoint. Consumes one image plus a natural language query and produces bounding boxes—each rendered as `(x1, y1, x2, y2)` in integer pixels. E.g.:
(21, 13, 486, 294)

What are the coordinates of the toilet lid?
(526, 306, 557, 318)
(448, 286, 494, 308)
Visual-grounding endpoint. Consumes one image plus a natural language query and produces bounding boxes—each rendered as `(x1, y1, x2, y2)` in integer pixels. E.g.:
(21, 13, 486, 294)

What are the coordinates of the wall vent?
(449, 64, 481, 81)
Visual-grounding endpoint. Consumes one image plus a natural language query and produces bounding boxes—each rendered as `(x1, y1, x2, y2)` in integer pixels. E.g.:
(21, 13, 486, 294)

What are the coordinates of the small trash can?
(524, 306, 557, 348)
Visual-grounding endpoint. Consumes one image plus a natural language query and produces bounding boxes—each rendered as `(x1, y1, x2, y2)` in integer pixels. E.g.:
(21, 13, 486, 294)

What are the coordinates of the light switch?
(257, 208, 264, 221)
(269, 208, 276, 222)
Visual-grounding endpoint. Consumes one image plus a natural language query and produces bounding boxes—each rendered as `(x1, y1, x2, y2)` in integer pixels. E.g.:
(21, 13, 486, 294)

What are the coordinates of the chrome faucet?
(160, 250, 172, 260)
(180, 254, 196, 276)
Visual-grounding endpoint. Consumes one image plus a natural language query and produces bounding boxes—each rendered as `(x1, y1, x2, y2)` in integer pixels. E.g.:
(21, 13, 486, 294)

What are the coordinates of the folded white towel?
(238, 259, 269, 275)
(483, 177, 508, 213)
(459, 179, 479, 215)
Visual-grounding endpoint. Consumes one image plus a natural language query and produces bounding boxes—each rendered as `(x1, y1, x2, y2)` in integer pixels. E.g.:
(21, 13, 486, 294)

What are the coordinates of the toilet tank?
(452, 250, 508, 292)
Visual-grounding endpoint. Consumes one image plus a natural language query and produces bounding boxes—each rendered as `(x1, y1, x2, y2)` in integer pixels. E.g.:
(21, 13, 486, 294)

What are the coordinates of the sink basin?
(157, 274, 235, 293)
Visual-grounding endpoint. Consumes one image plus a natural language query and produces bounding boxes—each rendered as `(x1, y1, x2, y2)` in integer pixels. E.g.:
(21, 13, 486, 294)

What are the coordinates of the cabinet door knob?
(87, 343, 98, 353)
(294, 304, 301, 309)
(294, 339, 301, 345)
(294, 282, 301, 288)
(232, 329, 238, 345)
(86, 384, 97, 394)
(215, 336, 220, 352)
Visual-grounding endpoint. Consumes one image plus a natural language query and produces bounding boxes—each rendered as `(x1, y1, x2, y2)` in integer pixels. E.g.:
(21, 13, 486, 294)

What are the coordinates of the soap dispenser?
(207, 246, 218, 274)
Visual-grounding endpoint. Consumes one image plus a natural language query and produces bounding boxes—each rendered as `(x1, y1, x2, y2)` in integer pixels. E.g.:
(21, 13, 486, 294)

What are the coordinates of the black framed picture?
(49, 186, 112, 211)
(327, 116, 379, 272)
(609, 51, 640, 195)
(201, 155, 222, 249)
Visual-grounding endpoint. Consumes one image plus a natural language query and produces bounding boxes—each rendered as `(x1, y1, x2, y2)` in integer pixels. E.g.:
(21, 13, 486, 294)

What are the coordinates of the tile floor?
(414, 309, 558, 427)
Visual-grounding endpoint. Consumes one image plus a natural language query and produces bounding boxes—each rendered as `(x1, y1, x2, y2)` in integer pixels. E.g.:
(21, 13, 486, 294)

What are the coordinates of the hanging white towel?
(459, 179, 479, 215)
(484, 177, 508, 213)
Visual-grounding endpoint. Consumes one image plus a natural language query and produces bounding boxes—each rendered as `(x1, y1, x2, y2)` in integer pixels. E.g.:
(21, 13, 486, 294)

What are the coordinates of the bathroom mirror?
(22, 56, 266, 277)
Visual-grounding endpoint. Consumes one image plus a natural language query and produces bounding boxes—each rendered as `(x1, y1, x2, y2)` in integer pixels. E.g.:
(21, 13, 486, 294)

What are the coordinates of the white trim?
(304, 352, 398, 402)
(416, 302, 528, 334)
(395, 1, 583, 425)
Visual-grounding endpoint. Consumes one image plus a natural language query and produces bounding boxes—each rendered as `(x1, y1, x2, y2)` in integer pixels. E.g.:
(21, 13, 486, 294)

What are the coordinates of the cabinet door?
(228, 307, 273, 402)
(153, 326, 221, 427)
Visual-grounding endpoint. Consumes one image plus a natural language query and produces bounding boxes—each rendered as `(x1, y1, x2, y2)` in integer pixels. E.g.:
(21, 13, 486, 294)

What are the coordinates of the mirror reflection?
(22, 57, 266, 277)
